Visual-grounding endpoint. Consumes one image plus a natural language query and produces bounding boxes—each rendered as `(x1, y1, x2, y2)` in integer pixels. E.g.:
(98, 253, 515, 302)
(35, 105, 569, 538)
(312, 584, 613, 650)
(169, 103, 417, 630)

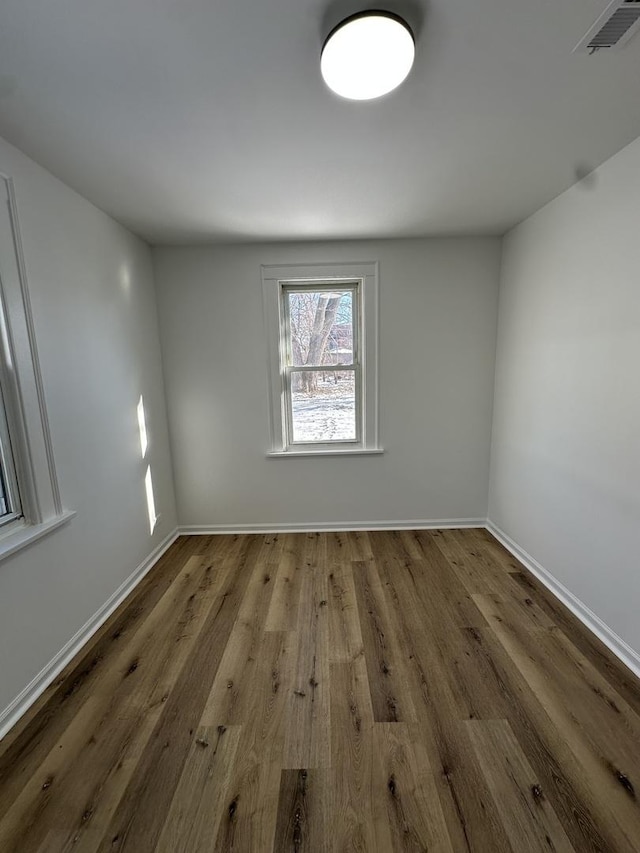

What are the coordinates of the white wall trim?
(0, 528, 179, 741)
(179, 518, 487, 535)
(486, 520, 640, 680)
(0, 509, 75, 563)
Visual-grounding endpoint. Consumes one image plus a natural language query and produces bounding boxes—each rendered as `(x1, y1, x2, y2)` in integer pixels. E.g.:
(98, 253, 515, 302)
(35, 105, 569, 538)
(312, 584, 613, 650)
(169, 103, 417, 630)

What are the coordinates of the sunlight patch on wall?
(0, 299, 13, 370)
(138, 395, 157, 534)
(144, 464, 157, 534)
(119, 263, 131, 297)
(137, 395, 148, 458)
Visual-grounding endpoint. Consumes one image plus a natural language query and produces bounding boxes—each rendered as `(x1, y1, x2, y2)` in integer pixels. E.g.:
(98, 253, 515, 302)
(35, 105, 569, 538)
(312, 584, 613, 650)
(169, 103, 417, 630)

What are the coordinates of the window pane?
(290, 370, 356, 442)
(0, 388, 18, 519)
(0, 466, 9, 517)
(287, 289, 354, 367)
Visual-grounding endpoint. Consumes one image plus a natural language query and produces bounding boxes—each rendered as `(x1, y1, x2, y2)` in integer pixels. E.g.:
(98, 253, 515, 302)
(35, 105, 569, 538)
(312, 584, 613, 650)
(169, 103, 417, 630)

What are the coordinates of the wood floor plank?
(155, 724, 241, 853)
(2, 530, 640, 852)
(374, 555, 515, 851)
(199, 533, 255, 563)
(264, 534, 305, 632)
(469, 528, 521, 569)
(0, 552, 220, 851)
(466, 718, 575, 852)
(256, 532, 287, 565)
(431, 528, 512, 595)
(352, 559, 416, 723)
(465, 624, 618, 852)
(49, 711, 168, 853)
(373, 722, 454, 852)
(330, 660, 394, 852)
(327, 562, 364, 664)
(368, 529, 419, 565)
(302, 531, 326, 567)
(273, 769, 330, 853)
(374, 556, 495, 720)
(325, 530, 351, 565)
(111, 555, 230, 719)
(432, 530, 556, 632)
(200, 555, 276, 724)
(389, 531, 491, 629)
(210, 749, 280, 853)
(475, 594, 640, 771)
(474, 593, 640, 851)
(325, 530, 373, 562)
(346, 530, 374, 561)
(0, 698, 102, 852)
(282, 560, 331, 769)
(0, 537, 194, 782)
(509, 567, 640, 715)
(95, 536, 263, 852)
(213, 631, 294, 852)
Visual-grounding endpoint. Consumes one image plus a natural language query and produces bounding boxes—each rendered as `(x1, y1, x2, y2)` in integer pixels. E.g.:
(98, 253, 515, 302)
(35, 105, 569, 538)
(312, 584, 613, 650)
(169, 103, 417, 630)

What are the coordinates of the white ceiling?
(1, 0, 639, 244)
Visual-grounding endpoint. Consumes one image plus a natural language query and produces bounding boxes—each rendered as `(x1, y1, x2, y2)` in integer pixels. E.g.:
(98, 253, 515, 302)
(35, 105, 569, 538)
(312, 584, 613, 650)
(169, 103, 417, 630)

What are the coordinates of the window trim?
(0, 172, 74, 560)
(281, 280, 361, 449)
(262, 261, 381, 456)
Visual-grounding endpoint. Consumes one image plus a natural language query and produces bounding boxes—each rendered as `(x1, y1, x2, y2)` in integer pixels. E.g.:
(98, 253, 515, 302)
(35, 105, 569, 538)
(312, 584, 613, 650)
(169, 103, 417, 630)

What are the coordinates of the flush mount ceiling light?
(321, 11, 415, 100)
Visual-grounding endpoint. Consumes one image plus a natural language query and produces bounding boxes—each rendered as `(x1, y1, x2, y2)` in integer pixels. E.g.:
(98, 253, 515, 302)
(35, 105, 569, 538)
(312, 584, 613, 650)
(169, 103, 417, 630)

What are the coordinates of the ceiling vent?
(574, 0, 640, 53)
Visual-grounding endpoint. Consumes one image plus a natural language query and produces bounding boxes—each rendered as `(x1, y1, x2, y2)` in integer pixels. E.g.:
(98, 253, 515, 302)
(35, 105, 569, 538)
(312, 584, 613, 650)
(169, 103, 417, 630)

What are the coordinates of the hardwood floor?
(1, 529, 640, 851)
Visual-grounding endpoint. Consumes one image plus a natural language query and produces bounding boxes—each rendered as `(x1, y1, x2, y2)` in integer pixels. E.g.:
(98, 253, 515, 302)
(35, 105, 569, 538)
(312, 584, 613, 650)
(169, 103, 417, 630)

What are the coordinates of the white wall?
(489, 136, 640, 654)
(154, 238, 501, 528)
(0, 137, 177, 718)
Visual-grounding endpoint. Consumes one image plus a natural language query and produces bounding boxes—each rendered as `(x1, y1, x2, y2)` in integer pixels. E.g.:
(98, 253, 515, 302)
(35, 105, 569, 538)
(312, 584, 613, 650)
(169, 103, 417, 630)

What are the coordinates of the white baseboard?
(486, 520, 640, 681)
(179, 518, 487, 535)
(0, 528, 179, 742)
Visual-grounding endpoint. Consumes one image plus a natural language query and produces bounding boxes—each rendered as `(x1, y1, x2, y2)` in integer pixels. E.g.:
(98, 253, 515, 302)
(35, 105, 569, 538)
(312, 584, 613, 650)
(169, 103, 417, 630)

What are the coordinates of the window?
(262, 262, 381, 455)
(283, 283, 358, 445)
(0, 172, 73, 558)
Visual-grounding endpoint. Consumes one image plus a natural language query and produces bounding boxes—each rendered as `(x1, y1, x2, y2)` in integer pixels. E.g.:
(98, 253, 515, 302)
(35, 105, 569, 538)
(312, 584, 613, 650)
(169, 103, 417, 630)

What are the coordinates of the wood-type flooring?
(1, 529, 640, 851)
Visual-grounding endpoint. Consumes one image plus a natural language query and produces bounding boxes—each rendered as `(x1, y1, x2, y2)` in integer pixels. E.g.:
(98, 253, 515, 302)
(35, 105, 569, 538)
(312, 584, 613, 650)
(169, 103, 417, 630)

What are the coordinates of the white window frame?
(262, 261, 381, 457)
(281, 280, 361, 448)
(0, 173, 74, 561)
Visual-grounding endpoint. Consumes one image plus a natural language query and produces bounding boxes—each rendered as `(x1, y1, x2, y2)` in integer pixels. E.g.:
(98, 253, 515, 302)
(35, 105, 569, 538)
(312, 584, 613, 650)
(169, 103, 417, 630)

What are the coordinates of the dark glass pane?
(0, 462, 9, 517)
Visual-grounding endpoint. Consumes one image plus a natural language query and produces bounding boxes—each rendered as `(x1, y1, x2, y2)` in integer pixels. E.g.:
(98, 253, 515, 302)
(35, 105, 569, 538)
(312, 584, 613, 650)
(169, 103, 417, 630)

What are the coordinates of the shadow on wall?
(573, 162, 598, 190)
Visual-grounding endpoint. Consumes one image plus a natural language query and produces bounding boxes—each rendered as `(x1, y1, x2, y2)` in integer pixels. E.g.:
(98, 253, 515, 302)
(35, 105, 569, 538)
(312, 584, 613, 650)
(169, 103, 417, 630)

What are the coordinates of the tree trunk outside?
(293, 295, 340, 392)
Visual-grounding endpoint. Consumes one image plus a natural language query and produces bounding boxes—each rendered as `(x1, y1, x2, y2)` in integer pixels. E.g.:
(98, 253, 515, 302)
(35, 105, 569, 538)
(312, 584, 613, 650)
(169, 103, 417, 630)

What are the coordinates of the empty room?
(0, 0, 639, 850)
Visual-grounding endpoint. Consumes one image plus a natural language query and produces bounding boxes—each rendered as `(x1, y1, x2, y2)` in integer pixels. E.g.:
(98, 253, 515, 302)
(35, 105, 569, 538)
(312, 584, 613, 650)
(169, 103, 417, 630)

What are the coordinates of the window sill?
(0, 510, 76, 563)
(267, 448, 384, 458)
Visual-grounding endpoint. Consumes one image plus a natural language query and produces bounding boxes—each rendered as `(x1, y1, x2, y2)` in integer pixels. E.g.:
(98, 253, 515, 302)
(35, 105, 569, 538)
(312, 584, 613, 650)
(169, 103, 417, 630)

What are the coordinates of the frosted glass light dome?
(321, 12, 415, 100)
